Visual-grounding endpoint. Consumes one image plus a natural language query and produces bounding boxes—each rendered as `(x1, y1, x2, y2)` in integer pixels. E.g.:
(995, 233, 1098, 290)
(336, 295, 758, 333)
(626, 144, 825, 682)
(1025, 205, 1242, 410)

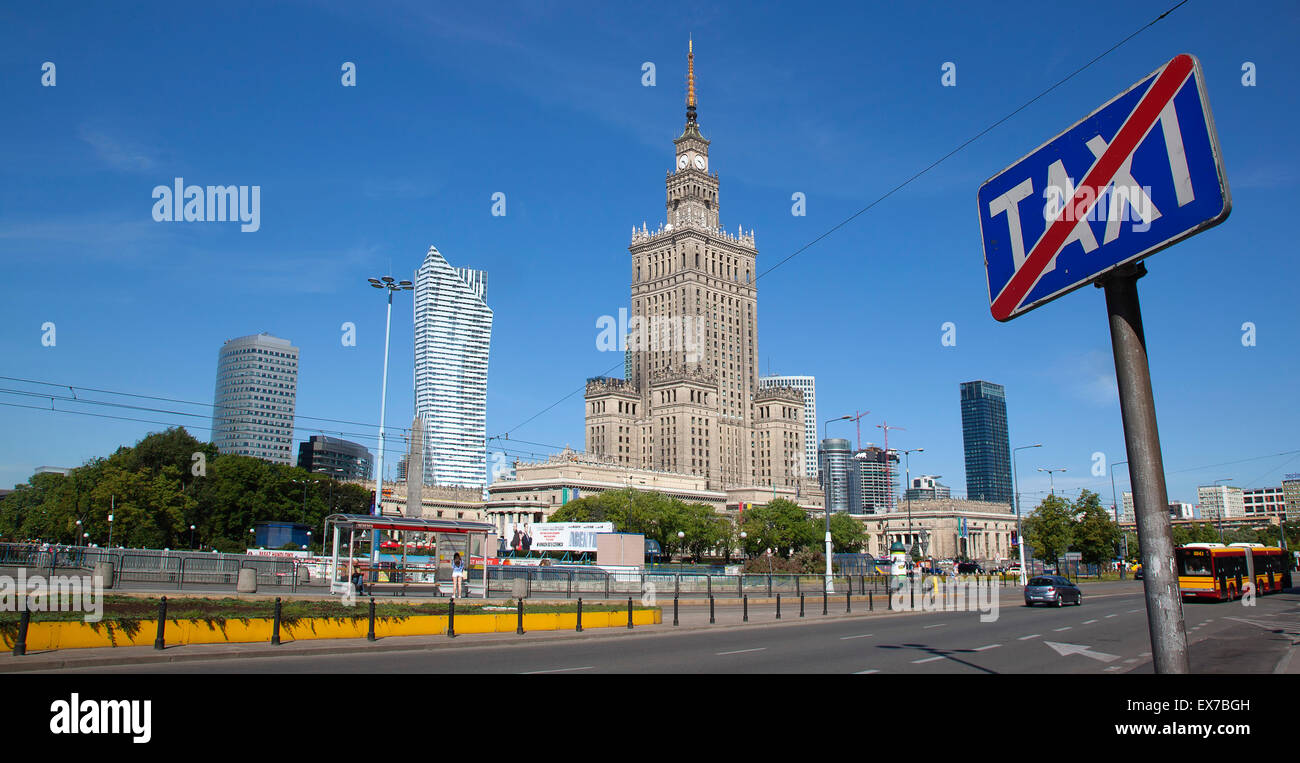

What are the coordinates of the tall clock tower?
(585, 41, 803, 497)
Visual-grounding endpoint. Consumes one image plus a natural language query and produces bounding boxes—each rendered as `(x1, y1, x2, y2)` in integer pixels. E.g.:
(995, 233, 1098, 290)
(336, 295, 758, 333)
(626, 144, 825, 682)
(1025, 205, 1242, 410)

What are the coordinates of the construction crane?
(848, 410, 871, 450)
(876, 421, 906, 509)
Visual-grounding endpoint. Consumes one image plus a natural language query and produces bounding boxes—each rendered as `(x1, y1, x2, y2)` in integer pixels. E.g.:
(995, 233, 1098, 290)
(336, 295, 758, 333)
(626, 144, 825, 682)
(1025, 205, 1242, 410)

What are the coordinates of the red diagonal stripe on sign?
(990, 54, 1195, 321)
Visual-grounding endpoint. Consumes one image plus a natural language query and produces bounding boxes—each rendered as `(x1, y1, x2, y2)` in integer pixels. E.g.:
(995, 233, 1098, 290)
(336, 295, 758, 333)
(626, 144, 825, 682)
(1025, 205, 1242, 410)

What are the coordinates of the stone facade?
(584, 43, 804, 498)
(858, 499, 1018, 565)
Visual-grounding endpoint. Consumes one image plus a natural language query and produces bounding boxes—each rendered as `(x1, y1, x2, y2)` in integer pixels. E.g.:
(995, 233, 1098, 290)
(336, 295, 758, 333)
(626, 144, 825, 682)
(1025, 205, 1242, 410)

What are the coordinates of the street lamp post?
(1212, 478, 1233, 542)
(677, 530, 685, 573)
(898, 448, 924, 571)
(739, 531, 747, 563)
(822, 415, 853, 594)
(368, 275, 414, 577)
(1110, 460, 1129, 578)
(1038, 467, 1066, 496)
(189, 524, 196, 550)
(1012, 444, 1042, 586)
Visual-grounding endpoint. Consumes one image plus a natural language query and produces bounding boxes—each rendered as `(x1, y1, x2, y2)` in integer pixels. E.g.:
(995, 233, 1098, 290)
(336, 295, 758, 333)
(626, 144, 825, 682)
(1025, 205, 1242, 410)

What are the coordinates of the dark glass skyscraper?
(960, 381, 1012, 504)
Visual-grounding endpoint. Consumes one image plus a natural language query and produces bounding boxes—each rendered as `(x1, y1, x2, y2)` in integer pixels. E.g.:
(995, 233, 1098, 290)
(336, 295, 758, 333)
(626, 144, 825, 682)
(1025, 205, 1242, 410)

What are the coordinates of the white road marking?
(717, 648, 767, 656)
(1083, 619, 1098, 624)
(1124, 658, 1139, 663)
(854, 669, 880, 674)
(1128, 608, 1142, 613)
(521, 666, 594, 674)
(1139, 651, 1151, 657)
(912, 656, 945, 664)
(973, 644, 1002, 651)
(1105, 614, 1118, 618)
(1044, 641, 1120, 663)
(1018, 634, 1041, 640)
(923, 623, 946, 629)
(1053, 626, 1072, 632)
(840, 634, 873, 640)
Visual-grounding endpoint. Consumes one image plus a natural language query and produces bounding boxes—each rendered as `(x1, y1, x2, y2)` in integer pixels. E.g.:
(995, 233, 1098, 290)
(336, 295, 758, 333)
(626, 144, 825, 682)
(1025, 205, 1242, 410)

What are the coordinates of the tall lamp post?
(368, 275, 414, 576)
(1212, 478, 1233, 542)
(1038, 467, 1066, 496)
(189, 524, 196, 550)
(898, 448, 924, 570)
(822, 415, 853, 594)
(1110, 459, 1129, 577)
(1012, 444, 1042, 586)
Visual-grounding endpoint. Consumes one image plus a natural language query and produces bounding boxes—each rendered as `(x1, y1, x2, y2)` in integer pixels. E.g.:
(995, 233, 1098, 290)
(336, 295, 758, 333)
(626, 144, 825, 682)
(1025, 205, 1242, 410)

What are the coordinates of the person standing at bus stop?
(452, 552, 465, 598)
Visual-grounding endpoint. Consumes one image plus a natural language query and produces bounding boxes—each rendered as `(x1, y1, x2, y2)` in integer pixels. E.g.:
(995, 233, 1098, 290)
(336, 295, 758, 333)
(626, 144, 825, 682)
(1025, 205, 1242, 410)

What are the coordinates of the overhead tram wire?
(755, 0, 1189, 283)
(479, 1, 1191, 446)
(0, 375, 403, 433)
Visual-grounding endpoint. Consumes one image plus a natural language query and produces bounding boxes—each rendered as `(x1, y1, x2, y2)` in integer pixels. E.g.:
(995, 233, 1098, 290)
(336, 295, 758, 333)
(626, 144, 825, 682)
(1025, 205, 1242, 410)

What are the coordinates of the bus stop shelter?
(325, 513, 496, 599)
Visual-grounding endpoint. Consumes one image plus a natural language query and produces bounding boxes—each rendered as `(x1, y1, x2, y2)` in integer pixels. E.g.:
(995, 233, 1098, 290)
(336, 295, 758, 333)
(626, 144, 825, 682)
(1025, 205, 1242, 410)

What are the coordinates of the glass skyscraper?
(960, 380, 1012, 504)
(413, 245, 492, 490)
(211, 333, 299, 464)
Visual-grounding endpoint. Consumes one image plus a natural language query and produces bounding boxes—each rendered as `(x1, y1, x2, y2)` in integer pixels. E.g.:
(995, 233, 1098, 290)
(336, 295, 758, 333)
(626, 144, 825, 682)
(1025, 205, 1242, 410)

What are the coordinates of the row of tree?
(549, 492, 869, 561)
(0, 428, 371, 552)
(1023, 488, 1295, 566)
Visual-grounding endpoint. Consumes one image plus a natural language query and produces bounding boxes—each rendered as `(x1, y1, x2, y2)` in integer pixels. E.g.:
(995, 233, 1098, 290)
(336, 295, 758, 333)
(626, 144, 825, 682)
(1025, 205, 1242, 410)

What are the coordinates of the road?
(32, 583, 1300, 674)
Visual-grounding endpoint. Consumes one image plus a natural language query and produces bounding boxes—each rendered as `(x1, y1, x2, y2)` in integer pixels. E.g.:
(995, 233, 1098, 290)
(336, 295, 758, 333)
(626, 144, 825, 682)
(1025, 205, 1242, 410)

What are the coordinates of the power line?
(756, 0, 1189, 282)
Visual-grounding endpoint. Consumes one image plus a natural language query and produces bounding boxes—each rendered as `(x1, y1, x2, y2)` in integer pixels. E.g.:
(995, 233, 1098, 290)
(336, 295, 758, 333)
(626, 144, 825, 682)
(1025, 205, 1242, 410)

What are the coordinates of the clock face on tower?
(678, 155, 689, 170)
(694, 155, 706, 170)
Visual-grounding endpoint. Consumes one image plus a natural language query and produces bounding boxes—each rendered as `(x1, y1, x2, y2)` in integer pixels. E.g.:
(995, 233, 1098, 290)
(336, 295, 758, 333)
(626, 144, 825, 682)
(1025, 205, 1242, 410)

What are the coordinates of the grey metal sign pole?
(1099, 262, 1188, 674)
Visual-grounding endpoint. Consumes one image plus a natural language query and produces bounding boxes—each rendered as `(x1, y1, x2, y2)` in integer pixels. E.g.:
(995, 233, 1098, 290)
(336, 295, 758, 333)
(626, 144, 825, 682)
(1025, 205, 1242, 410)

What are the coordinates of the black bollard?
(368, 597, 377, 641)
(709, 595, 715, 624)
(153, 596, 168, 650)
(13, 597, 29, 656)
(743, 595, 748, 623)
(271, 597, 282, 646)
(447, 597, 456, 638)
(517, 598, 525, 635)
(673, 596, 679, 627)
(823, 590, 828, 616)
(576, 598, 583, 632)
(847, 591, 851, 613)
(776, 593, 781, 620)
(800, 593, 805, 618)
(869, 590, 873, 611)
(627, 597, 633, 629)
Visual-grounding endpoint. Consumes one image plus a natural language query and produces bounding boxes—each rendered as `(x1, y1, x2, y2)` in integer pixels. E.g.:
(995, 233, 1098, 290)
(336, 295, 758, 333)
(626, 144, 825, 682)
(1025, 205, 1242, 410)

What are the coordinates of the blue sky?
(1, 0, 1297, 514)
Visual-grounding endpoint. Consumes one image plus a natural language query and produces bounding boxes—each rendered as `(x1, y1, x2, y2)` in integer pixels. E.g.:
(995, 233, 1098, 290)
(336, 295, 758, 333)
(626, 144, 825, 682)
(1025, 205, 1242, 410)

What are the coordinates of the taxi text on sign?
(978, 54, 1230, 321)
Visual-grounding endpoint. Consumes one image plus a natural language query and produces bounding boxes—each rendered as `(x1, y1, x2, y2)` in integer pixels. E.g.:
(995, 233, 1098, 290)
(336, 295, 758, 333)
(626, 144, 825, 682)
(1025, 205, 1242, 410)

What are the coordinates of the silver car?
(1024, 575, 1082, 607)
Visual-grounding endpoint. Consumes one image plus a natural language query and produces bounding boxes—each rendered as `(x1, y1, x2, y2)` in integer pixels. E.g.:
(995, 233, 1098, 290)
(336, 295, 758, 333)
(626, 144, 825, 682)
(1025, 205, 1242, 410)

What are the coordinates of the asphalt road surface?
(33, 584, 1300, 674)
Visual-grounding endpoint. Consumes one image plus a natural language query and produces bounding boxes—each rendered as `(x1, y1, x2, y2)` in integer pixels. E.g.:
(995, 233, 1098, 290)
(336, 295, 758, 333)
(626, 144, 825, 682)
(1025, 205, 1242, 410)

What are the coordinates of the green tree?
(1024, 494, 1074, 563)
(1070, 489, 1120, 566)
(828, 512, 868, 553)
(739, 498, 816, 558)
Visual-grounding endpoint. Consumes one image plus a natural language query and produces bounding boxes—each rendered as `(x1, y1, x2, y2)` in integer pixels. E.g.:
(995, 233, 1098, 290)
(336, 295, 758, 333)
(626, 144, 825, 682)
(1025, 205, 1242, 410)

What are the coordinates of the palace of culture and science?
(582, 42, 817, 503)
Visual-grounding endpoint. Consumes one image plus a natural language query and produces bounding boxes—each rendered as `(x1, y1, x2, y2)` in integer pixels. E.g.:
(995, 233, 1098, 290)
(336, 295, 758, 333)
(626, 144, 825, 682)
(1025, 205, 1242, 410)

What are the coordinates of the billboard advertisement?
(528, 522, 614, 553)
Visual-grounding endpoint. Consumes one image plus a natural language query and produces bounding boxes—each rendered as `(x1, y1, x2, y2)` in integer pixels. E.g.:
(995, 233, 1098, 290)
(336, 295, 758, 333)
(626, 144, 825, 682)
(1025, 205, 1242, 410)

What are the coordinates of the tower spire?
(686, 38, 697, 124)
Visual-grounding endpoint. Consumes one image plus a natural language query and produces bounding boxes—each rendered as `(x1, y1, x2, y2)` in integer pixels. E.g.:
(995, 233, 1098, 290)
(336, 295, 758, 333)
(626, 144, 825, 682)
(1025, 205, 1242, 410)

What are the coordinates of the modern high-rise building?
(297, 436, 373, 481)
(414, 245, 493, 490)
(758, 376, 817, 478)
(211, 333, 299, 464)
(1242, 486, 1285, 519)
(583, 43, 805, 496)
(1284, 475, 1300, 521)
(960, 380, 1012, 505)
(904, 474, 951, 502)
(1197, 484, 1245, 520)
(819, 438, 853, 513)
(848, 446, 900, 514)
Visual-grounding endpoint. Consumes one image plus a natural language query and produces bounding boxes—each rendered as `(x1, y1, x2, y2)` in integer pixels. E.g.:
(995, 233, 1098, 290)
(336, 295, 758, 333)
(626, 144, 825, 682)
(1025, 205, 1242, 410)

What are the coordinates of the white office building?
(758, 375, 817, 478)
(1197, 484, 1245, 520)
(211, 333, 299, 464)
(1242, 487, 1285, 519)
(414, 245, 493, 490)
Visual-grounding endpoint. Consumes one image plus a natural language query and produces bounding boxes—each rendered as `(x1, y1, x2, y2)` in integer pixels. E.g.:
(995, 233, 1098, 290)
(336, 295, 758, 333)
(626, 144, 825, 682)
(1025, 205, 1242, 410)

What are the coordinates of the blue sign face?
(979, 54, 1230, 321)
